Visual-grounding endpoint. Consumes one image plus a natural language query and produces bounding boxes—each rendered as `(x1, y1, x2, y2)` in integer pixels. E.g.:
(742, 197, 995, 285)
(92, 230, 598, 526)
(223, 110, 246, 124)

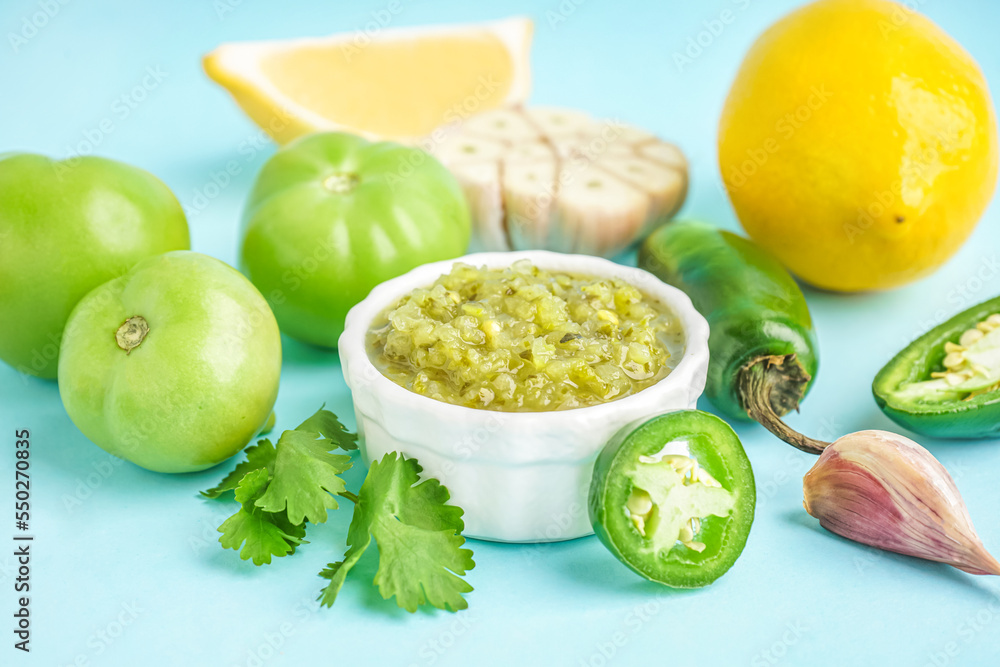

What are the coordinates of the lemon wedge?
(204, 17, 533, 144)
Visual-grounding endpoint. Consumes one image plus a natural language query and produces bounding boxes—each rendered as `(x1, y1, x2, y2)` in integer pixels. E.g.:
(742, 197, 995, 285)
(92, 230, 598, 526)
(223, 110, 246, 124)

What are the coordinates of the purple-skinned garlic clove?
(803, 429, 1000, 576)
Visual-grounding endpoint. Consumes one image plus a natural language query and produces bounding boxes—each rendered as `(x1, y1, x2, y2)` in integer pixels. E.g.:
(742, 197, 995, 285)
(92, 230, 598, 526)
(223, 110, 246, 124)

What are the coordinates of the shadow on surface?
(280, 334, 340, 369)
(784, 509, 1000, 600)
(491, 535, 696, 598)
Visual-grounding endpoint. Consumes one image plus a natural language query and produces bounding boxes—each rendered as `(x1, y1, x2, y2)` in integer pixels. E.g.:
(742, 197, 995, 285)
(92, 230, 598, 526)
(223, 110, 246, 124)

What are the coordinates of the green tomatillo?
(0, 153, 190, 378)
(58, 251, 282, 473)
(239, 132, 471, 348)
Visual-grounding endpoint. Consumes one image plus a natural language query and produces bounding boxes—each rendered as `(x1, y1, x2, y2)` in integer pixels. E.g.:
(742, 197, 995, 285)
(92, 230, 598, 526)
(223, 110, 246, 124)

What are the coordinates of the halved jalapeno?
(874, 295, 1000, 439)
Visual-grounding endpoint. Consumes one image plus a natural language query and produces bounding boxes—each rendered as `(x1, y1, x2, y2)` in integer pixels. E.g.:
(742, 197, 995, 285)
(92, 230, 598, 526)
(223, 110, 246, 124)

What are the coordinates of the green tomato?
(58, 251, 282, 473)
(240, 132, 471, 348)
(0, 153, 189, 378)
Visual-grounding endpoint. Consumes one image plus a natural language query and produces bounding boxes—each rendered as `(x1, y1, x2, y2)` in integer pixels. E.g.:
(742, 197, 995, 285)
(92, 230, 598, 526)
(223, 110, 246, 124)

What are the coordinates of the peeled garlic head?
(428, 106, 688, 258)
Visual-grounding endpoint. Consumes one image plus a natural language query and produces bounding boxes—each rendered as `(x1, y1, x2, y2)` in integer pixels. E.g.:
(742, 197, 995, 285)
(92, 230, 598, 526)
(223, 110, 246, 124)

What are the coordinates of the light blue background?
(3, 0, 1000, 665)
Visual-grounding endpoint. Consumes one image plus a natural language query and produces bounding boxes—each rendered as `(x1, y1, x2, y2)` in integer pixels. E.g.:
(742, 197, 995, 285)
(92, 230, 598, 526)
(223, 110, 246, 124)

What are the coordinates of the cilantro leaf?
(317, 534, 371, 607)
(255, 430, 353, 524)
(200, 439, 278, 499)
(318, 452, 474, 612)
(296, 407, 358, 451)
(233, 467, 268, 504)
(218, 469, 306, 566)
(218, 507, 304, 566)
(206, 407, 355, 566)
(201, 406, 353, 501)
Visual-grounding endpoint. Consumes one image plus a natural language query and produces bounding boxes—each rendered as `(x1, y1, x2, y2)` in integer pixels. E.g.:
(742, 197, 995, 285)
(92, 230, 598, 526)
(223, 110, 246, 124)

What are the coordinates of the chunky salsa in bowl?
(339, 251, 710, 542)
(366, 260, 685, 412)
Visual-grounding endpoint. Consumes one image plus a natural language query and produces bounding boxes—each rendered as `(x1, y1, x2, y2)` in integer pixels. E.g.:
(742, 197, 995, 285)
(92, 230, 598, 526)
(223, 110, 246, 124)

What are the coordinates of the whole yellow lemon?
(718, 0, 998, 292)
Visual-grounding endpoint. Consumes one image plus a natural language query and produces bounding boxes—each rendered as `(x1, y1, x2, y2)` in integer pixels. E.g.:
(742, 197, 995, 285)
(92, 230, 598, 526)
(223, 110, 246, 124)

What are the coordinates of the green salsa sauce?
(366, 261, 685, 412)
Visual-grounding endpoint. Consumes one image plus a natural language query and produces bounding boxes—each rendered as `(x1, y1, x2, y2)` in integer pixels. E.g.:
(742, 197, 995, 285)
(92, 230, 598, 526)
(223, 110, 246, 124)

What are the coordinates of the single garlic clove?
(803, 430, 1000, 576)
(595, 154, 687, 221)
(553, 162, 650, 256)
(502, 159, 559, 250)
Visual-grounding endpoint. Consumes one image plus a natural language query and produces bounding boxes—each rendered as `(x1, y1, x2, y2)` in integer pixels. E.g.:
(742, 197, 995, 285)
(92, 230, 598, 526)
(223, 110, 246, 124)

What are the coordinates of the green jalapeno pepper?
(639, 220, 822, 452)
(874, 295, 1000, 439)
(589, 410, 755, 588)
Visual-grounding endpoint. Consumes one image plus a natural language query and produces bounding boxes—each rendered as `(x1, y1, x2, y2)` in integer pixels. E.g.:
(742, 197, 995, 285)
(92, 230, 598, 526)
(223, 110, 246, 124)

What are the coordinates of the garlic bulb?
(428, 106, 688, 258)
(803, 430, 1000, 575)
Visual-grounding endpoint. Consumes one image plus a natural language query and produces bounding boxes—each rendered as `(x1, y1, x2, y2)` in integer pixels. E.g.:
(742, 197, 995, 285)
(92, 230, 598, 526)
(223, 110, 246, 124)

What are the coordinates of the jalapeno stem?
(737, 354, 831, 455)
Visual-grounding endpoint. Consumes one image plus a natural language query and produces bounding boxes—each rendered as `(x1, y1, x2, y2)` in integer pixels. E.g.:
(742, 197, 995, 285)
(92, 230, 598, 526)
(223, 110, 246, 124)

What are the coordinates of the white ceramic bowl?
(339, 251, 709, 542)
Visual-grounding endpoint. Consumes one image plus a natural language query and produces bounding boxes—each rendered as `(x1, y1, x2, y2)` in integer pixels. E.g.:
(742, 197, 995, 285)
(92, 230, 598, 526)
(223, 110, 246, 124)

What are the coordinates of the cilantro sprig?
(202, 407, 475, 612)
(319, 452, 475, 612)
(218, 467, 306, 565)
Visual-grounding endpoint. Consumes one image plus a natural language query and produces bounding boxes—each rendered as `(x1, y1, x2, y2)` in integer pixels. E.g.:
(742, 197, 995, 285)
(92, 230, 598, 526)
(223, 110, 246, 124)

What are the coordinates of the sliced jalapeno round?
(589, 410, 755, 588)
